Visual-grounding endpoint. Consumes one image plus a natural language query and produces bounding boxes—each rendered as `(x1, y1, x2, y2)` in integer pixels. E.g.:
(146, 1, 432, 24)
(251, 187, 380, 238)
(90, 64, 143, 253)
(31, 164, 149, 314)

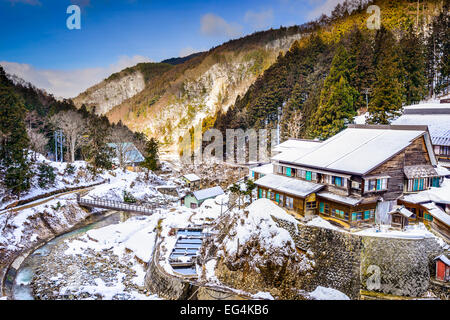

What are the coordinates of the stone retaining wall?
(272, 217, 445, 299)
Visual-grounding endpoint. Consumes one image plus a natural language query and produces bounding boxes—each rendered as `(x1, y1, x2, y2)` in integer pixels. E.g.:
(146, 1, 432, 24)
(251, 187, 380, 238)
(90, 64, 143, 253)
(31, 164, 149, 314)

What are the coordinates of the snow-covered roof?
(107, 142, 145, 163)
(392, 104, 450, 146)
(183, 174, 201, 182)
(274, 126, 434, 175)
(192, 186, 224, 201)
(436, 166, 450, 177)
(402, 178, 450, 205)
(255, 174, 323, 198)
(273, 139, 321, 153)
(317, 192, 362, 206)
(423, 203, 450, 227)
(404, 165, 438, 179)
(433, 130, 450, 147)
(402, 102, 450, 112)
(251, 163, 274, 175)
(389, 205, 414, 218)
(435, 254, 450, 266)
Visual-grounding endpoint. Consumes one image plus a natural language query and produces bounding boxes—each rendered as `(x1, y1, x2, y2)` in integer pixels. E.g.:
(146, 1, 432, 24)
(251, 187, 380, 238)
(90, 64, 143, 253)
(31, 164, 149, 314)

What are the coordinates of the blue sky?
(0, 0, 343, 97)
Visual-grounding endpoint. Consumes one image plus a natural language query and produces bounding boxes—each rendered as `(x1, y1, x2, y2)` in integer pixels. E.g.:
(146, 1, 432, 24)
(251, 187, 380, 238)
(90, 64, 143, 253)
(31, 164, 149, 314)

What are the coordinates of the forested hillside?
(215, 0, 449, 141)
(0, 66, 148, 200)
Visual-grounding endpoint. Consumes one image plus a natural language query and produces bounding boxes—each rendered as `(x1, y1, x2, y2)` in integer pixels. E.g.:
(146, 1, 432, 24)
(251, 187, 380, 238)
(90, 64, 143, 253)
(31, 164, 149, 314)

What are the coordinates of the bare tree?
(26, 127, 48, 161)
(50, 110, 86, 163)
(109, 128, 135, 171)
(286, 110, 304, 139)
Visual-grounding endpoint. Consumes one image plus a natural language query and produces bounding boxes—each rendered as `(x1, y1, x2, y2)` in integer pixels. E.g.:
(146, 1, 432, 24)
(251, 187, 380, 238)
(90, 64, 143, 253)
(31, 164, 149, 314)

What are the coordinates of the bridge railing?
(77, 197, 155, 215)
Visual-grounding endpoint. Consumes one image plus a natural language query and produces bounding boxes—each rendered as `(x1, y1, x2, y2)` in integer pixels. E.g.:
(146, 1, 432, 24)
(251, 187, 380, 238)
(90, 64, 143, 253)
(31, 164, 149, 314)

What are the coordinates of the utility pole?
(363, 88, 372, 109)
(54, 130, 64, 162)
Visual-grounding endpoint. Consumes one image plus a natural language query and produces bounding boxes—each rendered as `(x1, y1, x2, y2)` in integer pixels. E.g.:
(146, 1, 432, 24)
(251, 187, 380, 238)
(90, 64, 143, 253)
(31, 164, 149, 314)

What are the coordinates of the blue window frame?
(432, 177, 440, 188)
(376, 179, 382, 191)
(306, 171, 312, 181)
(319, 202, 324, 213)
(286, 167, 292, 177)
(333, 176, 342, 187)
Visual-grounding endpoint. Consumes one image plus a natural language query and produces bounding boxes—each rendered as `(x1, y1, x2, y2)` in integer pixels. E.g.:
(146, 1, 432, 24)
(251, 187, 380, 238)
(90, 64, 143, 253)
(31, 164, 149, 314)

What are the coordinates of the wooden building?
(434, 255, 450, 283)
(392, 102, 450, 168)
(255, 125, 444, 228)
(182, 174, 201, 189)
(181, 186, 224, 209)
(389, 206, 414, 230)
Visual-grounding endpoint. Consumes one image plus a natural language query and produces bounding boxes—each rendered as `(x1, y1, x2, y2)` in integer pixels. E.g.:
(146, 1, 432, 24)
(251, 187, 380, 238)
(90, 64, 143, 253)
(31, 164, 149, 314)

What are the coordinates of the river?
(12, 211, 130, 300)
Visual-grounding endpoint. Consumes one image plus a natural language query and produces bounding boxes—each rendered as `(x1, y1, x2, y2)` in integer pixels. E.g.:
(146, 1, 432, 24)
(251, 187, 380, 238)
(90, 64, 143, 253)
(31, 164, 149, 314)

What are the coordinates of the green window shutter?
(352, 213, 357, 221)
(376, 179, 382, 190)
(319, 202, 324, 213)
(419, 179, 424, 190)
(364, 210, 370, 220)
(259, 188, 262, 199)
(432, 177, 439, 188)
(276, 193, 280, 203)
(413, 179, 419, 191)
(286, 167, 292, 177)
(306, 171, 312, 181)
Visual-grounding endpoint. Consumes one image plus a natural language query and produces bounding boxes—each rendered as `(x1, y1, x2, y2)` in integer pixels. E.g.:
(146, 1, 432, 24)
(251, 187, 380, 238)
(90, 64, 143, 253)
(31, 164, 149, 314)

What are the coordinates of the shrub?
(37, 163, 56, 189)
(65, 163, 76, 175)
(123, 190, 137, 203)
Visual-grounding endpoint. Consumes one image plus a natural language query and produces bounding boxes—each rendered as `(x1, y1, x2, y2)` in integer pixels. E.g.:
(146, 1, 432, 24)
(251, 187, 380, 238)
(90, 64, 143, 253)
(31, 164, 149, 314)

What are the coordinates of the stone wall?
(273, 217, 362, 299)
(144, 251, 193, 300)
(272, 217, 445, 299)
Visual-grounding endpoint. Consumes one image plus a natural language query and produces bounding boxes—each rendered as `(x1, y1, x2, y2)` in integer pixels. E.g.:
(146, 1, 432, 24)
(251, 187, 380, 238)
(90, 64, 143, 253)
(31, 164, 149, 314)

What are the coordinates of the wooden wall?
(366, 136, 432, 201)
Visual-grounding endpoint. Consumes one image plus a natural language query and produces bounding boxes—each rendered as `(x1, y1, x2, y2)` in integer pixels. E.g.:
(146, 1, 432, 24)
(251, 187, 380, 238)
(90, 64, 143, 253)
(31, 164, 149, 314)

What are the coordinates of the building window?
(286, 167, 292, 177)
(351, 181, 361, 190)
(332, 176, 342, 187)
(366, 178, 388, 192)
(286, 197, 294, 209)
(413, 178, 425, 192)
(306, 171, 312, 181)
(319, 202, 325, 213)
(324, 203, 330, 215)
(364, 210, 371, 220)
(432, 177, 440, 188)
(332, 209, 345, 219)
(270, 191, 275, 201)
(306, 201, 316, 209)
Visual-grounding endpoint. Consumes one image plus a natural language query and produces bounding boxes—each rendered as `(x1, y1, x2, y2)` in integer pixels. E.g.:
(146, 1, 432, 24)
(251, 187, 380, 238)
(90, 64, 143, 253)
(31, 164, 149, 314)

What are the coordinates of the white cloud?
(200, 13, 243, 38)
(244, 9, 274, 30)
(0, 55, 151, 99)
(307, 0, 347, 19)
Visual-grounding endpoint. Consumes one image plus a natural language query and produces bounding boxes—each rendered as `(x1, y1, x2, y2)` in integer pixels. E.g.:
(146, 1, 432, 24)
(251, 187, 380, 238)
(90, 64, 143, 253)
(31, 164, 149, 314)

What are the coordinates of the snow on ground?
(307, 216, 341, 231)
(0, 152, 104, 210)
(354, 112, 369, 124)
(355, 223, 448, 248)
(221, 199, 298, 257)
(60, 214, 163, 300)
(309, 286, 350, 300)
(64, 215, 161, 263)
(0, 195, 89, 255)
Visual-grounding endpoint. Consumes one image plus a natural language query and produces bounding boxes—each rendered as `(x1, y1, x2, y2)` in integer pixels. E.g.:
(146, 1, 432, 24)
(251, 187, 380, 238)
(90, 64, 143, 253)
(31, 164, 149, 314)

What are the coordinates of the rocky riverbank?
(30, 241, 154, 300)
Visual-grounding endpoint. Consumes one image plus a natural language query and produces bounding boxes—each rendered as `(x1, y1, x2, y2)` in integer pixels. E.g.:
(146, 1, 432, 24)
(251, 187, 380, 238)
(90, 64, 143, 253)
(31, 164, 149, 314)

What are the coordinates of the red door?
(436, 261, 445, 281)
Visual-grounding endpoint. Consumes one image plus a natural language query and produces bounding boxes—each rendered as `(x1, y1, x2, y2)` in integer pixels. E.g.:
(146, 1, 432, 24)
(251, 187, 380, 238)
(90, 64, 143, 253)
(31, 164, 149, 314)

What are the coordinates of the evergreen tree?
(37, 163, 56, 189)
(0, 87, 32, 198)
(368, 27, 405, 124)
(309, 45, 358, 139)
(83, 116, 113, 176)
(141, 137, 160, 180)
(400, 27, 427, 105)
